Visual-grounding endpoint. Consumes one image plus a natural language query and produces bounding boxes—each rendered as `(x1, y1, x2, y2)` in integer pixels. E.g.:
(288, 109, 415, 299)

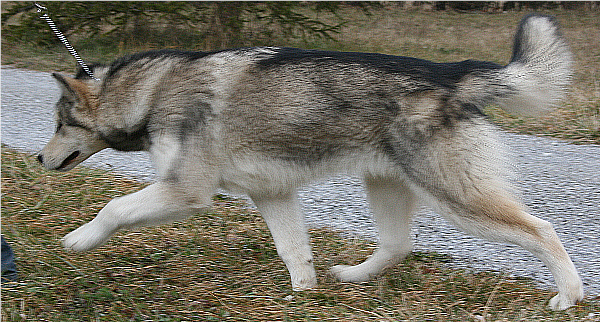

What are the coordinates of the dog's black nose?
(37, 154, 44, 164)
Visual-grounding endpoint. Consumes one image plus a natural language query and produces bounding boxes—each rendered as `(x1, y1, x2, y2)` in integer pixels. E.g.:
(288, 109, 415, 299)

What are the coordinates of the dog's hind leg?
(429, 183, 584, 310)
(392, 118, 583, 310)
(331, 176, 416, 282)
(250, 191, 317, 291)
(62, 181, 212, 252)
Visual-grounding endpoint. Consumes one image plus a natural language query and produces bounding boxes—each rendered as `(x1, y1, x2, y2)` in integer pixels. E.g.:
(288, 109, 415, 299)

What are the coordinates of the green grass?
(2, 149, 599, 321)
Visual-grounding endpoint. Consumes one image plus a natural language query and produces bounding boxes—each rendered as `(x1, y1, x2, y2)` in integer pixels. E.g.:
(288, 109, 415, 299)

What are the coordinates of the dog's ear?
(52, 73, 97, 111)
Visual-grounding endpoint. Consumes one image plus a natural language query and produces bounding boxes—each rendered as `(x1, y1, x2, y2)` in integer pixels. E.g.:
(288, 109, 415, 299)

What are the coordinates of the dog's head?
(38, 72, 108, 171)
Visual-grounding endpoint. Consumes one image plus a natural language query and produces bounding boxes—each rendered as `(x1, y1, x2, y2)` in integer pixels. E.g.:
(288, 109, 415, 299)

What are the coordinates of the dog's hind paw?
(548, 290, 584, 311)
(62, 221, 114, 252)
(330, 264, 373, 283)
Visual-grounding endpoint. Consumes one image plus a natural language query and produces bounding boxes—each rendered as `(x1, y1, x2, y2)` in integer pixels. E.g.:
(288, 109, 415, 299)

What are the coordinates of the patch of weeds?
(3, 148, 599, 321)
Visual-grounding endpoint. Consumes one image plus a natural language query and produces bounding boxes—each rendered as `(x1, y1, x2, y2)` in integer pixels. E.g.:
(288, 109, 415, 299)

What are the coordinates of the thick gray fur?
(38, 14, 582, 310)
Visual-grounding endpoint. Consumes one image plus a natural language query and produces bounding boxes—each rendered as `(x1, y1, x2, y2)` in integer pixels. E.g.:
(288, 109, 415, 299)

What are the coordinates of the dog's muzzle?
(37, 150, 80, 170)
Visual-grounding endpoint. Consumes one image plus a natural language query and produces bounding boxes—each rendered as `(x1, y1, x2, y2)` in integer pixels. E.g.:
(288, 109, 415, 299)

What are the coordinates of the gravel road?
(2, 66, 599, 299)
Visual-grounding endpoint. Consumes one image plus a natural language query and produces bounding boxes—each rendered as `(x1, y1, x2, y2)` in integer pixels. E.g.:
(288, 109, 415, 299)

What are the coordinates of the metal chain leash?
(35, 2, 99, 81)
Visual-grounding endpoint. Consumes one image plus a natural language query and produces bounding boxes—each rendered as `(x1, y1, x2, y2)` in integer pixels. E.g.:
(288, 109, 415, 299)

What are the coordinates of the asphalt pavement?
(2, 66, 599, 299)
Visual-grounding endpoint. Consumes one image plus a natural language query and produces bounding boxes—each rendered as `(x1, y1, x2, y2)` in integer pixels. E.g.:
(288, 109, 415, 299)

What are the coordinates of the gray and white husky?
(38, 14, 583, 310)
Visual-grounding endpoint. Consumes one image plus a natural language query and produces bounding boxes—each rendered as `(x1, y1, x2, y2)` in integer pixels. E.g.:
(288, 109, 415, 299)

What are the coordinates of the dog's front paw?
(290, 268, 317, 291)
(291, 276, 317, 292)
(62, 221, 114, 252)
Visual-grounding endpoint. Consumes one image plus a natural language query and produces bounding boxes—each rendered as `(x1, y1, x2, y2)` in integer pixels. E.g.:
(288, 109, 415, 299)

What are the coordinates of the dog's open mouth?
(58, 151, 80, 170)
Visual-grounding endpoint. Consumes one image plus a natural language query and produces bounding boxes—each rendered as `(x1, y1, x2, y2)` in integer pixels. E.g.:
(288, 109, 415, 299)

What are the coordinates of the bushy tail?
(495, 14, 573, 116)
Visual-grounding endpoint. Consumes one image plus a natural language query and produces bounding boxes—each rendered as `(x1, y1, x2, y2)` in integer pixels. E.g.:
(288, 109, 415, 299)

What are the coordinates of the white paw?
(291, 276, 317, 291)
(548, 291, 583, 311)
(290, 268, 318, 291)
(330, 264, 372, 283)
(62, 221, 115, 252)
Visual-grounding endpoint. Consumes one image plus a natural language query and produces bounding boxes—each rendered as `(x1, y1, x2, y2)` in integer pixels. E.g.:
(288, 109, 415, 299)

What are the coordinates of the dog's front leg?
(251, 192, 317, 291)
(62, 182, 209, 252)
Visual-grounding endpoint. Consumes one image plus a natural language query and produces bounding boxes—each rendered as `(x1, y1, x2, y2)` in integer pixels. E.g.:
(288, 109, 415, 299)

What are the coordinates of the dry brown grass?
(2, 148, 599, 321)
(325, 7, 600, 144)
(2, 5, 600, 321)
(2, 6, 598, 144)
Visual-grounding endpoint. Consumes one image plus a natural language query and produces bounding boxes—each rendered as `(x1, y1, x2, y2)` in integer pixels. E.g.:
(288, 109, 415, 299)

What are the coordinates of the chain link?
(35, 2, 99, 81)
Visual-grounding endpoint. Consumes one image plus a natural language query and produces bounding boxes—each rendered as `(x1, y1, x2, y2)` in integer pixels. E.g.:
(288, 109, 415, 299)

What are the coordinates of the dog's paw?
(548, 288, 584, 311)
(330, 264, 372, 283)
(291, 278, 317, 292)
(62, 221, 114, 252)
(290, 270, 317, 291)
